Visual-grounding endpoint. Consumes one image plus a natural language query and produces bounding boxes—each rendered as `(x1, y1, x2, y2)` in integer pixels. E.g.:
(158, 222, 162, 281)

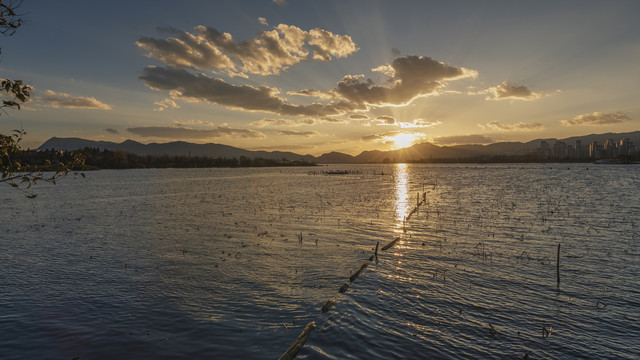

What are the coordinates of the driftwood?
(338, 282, 350, 293)
(277, 321, 316, 360)
(556, 243, 561, 286)
(349, 261, 369, 282)
(321, 299, 336, 313)
(381, 237, 401, 251)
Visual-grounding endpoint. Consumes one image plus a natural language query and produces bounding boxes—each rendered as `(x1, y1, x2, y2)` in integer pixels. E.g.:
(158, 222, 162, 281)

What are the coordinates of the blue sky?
(2, 0, 639, 155)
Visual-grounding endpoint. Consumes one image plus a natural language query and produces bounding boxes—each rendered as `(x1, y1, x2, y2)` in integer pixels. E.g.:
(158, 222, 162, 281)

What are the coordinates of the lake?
(1, 164, 639, 359)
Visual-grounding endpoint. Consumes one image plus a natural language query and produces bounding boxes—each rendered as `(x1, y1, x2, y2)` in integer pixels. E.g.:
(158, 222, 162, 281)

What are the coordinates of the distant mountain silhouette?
(38, 137, 315, 162)
(39, 130, 640, 163)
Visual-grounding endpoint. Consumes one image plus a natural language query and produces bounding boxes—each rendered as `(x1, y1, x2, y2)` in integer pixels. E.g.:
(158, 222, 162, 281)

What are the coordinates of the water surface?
(1, 164, 639, 359)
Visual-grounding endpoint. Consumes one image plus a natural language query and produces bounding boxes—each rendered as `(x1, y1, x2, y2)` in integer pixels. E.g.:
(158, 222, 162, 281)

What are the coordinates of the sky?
(1, 0, 639, 155)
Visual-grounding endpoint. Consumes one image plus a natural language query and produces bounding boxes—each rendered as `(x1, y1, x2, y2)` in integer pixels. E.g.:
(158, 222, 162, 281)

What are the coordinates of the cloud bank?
(279, 130, 317, 137)
(39, 90, 111, 110)
(126, 125, 264, 139)
(136, 23, 358, 77)
(325, 55, 477, 107)
(139, 66, 354, 116)
(486, 121, 543, 131)
(562, 111, 630, 126)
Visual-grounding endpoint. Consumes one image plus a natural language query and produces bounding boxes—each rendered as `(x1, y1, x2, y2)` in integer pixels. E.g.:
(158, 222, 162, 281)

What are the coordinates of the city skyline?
(2, 0, 639, 155)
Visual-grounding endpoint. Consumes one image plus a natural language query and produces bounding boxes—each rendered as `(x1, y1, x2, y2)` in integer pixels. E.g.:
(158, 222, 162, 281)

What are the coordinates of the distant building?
(619, 138, 635, 156)
(575, 140, 583, 158)
(589, 141, 599, 159)
(553, 141, 568, 158)
(539, 141, 551, 158)
(604, 139, 617, 158)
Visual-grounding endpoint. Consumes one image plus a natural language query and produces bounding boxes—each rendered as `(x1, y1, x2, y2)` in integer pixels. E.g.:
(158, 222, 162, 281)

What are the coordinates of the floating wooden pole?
(381, 237, 400, 251)
(556, 243, 561, 286)
(374, 241, 379, 260)
(338, 282, 350, 293)
(321, 299, 336, 313)
(277, 321, 316, 360)
(349, 260, 369, 282)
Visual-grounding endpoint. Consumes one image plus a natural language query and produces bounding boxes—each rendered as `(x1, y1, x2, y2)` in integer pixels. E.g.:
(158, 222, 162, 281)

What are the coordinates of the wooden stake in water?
(277, 322, 316, 360)
(556, 243, 561, 286)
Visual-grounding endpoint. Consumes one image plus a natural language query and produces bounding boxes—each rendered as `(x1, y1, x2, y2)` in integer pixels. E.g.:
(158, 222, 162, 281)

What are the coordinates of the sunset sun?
(391, 132, 417, 149)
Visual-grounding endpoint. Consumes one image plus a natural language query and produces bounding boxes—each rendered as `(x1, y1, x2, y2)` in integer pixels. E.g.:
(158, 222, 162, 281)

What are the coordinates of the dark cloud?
(39, 90, 111, 110)
(279, 130, 318, 137)
(294, 55, 477, 106)
(391, 48, 401, 56)
(318, 116, 345, 123)
(485, 81, 539, 100)
(126, 125, 264, 139)
(486, 121, 543, 131)
(333, 55, 477, 106)
(348, 114, 369, 120)
(562, 111, 630, 126)
(433, 134, 493, 145)
(139, 66, 356, 116)
(104, 128, 119, 134)
(137, 23, 357, 77)
(375, 115, 396, 125)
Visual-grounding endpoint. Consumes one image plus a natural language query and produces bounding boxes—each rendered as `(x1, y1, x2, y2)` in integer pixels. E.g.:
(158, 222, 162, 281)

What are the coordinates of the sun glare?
(392, 133, 416, 149)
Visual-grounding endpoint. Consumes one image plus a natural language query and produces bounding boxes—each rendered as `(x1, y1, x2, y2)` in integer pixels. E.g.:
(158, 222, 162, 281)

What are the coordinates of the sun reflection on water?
(394, 163, 410, 233)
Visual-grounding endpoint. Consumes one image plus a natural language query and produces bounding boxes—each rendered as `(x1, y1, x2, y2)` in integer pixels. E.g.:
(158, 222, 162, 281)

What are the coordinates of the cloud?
(126, 125, 265, 139)
(484, 81, 540, 101)
(375, 115, 396, 125)
(318, 116, 344, 123)
(348, 114, 369, 120)
(279, 130, 318, 137)
(173, 119, 215, 127)
(272, 0, 286, 5)
(486, 121, 543, 131)
(136, 23, 357, 77)
(433, 134, 493, 145)
(391, 48, 401, 56)
(251, 118, 298, 127)
(287, 89, 335, 99)
(329, 55, 477, 106)
(140, 66, 356, 116)
(361, 130, 403, 142)
(104, 128, 119, 134)
(398, 118, 441, 128)
(258, 17, 268, 26)
(153, 98, 180, 111)
(138, 55, 477, 120)
(39, 90, 111, 110)
(561, 111, 630, 126)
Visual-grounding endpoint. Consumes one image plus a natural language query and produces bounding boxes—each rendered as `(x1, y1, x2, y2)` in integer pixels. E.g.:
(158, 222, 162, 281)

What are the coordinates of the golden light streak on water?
(394, 163, 410, 234)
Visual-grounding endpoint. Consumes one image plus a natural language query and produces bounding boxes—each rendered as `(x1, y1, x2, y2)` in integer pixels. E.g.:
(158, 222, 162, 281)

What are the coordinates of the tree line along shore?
(8, 147, 640, 172)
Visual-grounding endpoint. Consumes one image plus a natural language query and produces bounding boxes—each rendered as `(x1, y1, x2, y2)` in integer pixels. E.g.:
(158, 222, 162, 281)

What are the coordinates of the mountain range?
(38, 131, 640, 163)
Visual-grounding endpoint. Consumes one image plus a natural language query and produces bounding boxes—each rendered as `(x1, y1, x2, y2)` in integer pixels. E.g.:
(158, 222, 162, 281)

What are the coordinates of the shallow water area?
(1, 164, 639, 359)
